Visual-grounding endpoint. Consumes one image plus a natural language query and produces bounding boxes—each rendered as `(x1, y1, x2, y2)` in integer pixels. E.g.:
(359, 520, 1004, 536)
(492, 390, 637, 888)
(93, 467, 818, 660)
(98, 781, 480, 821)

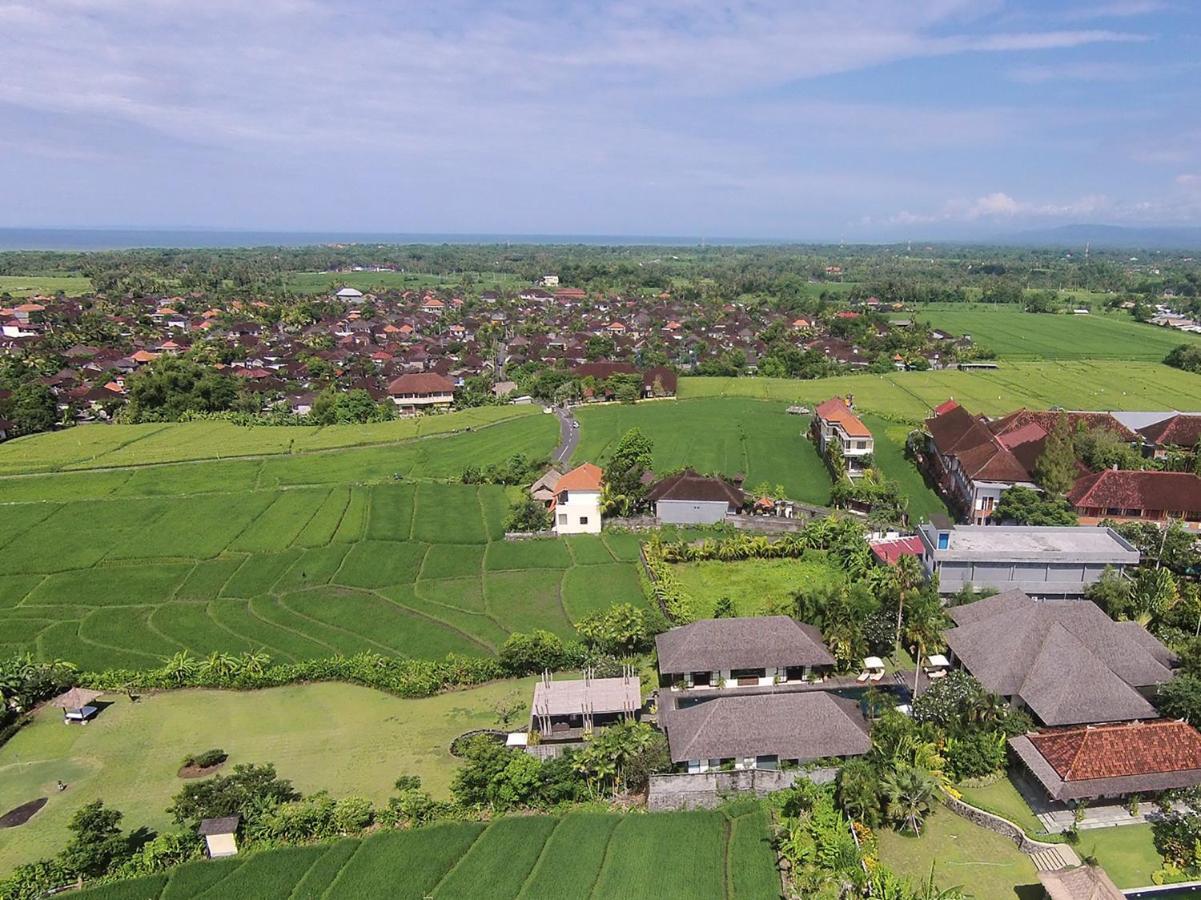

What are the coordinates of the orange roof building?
(813, 397, 873, 477)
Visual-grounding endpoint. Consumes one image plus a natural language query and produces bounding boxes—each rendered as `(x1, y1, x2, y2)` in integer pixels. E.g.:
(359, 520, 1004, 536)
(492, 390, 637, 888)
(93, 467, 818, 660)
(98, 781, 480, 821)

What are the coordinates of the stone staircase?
(1029, 844, 1081, 872)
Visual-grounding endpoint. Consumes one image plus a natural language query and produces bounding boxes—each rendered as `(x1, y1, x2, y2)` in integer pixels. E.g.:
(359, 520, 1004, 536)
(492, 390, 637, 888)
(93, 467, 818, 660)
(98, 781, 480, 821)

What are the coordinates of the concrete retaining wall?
(648, 767, 838, 811)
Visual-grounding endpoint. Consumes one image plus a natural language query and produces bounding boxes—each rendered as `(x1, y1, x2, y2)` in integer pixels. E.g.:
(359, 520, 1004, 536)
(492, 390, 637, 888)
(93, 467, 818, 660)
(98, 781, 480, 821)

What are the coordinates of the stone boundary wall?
(940, 791, 1061, 854)
(503, 530, 556, 541)
(648, 767, 838, 811)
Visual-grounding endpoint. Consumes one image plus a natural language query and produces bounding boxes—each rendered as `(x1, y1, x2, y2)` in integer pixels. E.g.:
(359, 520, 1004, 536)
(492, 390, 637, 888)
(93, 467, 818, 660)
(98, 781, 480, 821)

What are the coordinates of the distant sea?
(0, 228, 772, 251)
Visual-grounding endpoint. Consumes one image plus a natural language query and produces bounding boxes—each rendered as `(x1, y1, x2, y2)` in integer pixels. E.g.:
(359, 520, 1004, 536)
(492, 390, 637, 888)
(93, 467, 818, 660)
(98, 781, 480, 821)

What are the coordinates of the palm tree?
(881, 764, 938, 835)
(240, 650, 271, 676)
(162, 650, 198, 686)
(892, 554, 925, 651)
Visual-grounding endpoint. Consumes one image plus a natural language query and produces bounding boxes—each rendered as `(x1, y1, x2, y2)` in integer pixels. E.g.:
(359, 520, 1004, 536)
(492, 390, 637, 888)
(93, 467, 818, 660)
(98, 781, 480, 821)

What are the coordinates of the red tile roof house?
(812, 397, 873, 478)
(1010, 719, 1201, 804)
(386, 372, 455, 415)
(1137, 413, 1201, 460)
(1069, 469, 1201, 530)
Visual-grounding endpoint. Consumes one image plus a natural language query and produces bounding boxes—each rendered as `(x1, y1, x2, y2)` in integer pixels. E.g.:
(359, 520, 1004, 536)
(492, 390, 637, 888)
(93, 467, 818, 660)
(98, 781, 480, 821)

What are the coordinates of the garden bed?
(0, 798, 47, 828)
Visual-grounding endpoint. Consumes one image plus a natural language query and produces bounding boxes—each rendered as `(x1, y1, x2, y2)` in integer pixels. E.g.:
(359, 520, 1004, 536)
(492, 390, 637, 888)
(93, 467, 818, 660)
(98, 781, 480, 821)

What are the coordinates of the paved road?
(553, 407, 579, 467)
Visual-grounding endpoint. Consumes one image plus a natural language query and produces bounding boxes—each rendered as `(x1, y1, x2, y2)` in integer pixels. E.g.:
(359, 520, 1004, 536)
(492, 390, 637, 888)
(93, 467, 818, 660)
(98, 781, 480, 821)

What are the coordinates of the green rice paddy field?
(900, 303, 1201, 361)
(0, 274, 93, 299)
(0, 477, 650, 671)
(71, 807, 779, 900)
(681, 361, 1201, 420)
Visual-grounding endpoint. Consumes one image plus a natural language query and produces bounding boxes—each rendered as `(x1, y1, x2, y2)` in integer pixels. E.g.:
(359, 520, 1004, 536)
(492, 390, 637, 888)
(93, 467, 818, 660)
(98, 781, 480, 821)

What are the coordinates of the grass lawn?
(875, 808, 1040, 900)
(0, 274, 92, 298)
(573, 398, 832, 505)
(859, 413, 948, 523)
(0, 679, 536, 875)
(670, 554, 844, 617)
(956, 776, 1051, 840)
(1077, 823, 1165, 889)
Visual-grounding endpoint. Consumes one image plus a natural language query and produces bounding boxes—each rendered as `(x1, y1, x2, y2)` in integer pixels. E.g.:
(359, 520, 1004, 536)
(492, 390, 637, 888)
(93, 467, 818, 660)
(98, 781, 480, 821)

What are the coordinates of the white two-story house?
(552, 463, 603, 535)
(813, 397, 874, 477)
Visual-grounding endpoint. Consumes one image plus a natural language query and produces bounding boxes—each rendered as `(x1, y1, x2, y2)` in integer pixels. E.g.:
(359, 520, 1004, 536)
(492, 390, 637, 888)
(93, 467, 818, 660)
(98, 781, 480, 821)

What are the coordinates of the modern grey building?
(646, 469, 744, 525)
(917, 520, 1139, 597)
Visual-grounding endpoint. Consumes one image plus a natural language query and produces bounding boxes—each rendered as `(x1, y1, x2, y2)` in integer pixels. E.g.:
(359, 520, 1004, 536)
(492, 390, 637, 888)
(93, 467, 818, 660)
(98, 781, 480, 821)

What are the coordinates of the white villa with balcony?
(813, 397, 874, 477)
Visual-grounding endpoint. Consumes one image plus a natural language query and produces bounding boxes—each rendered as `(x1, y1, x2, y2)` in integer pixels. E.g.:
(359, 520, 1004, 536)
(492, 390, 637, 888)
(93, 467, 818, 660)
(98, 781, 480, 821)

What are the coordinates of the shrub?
(944, 731, 1006, 781)
(504, 497, 553, 532)
(181, 748, 227, 769)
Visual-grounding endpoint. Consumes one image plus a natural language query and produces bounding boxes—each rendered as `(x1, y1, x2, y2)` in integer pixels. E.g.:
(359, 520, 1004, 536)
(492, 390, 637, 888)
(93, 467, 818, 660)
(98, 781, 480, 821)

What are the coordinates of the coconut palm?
(881, 764, 939, 835)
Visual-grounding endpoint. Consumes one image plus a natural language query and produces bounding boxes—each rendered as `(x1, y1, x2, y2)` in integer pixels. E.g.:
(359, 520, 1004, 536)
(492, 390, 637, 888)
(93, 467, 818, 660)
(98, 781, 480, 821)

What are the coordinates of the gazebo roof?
(50, 688, 103, 709)
(198, 815, 241, 836)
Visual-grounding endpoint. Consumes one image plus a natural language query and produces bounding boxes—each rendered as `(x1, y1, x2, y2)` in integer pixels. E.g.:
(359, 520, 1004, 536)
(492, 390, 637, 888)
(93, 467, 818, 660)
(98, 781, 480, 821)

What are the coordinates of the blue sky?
(2, 0, 1199, 239)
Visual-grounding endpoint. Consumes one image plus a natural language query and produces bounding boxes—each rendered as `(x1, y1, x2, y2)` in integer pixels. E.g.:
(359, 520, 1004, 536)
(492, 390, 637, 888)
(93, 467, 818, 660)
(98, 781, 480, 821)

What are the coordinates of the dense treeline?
(2, 242, 1197, 305)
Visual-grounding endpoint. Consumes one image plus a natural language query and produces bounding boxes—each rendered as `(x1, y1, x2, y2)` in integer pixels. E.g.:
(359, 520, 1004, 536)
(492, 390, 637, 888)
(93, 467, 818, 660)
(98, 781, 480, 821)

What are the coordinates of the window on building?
(579, 516, 589, 525)
(558, 514, 567, 525)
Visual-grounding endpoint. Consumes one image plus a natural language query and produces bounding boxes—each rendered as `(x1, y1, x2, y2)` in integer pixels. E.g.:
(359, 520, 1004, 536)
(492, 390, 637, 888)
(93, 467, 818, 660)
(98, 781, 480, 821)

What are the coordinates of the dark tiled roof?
(945, 592, 1174, 726)
(1068, 469, 1201, 514)
(663, 691, 870, 763)
(656, 616, 834, 674)
(386, 372, 454, 395)
(646, 469, 744, 508)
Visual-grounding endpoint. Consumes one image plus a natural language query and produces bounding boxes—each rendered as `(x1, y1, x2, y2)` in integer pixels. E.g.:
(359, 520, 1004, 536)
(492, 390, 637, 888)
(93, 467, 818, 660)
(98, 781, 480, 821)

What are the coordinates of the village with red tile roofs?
(4, 243, 1201, 900)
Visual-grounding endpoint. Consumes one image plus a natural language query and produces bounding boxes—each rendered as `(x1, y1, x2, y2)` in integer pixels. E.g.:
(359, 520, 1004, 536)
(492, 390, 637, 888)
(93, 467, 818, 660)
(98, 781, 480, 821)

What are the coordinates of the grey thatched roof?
(662, 691, 870, 763)
(1038, 865, 1124, 900)
(50, 687, 102, 710)
(197, 815, 241, 836)
(655, 617, 835, 675)
(531, 675, 641, 717)
(944, 592, 1173, 726)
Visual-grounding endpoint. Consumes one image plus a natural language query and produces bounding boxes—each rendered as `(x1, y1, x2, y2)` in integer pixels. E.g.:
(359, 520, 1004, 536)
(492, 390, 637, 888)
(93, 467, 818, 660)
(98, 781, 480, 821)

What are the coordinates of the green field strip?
(484, 539, 573, 571)
(194, 845, 326, 899)
(160, 857, 245, 900)
(274, 590, 411, 656)
(0, 573, 44, 608)
(40, 620, 162, 671)
(0, 617, 55, 643)
(432, 817, 560, 900)
(315, 839, 365, 900)
(56, 423, 174, 471)
(246, 596, 343, 657)
(273, 544, 351, 592)
(484, 569, 576, 640)
(331, 486, 369, 543)
(206, 599, 300, 662)
(176, 556, 247, 601)
(288, 839, 360, 900)
(0, 503, 62, 553)
(220, 550, 304, 598)
(364, 483, 416, 541)
(385, 584, 508, 652)
(283, 585, 491, 657)
(478, 486, 510, 541)
(73, 873, 169, 899)
(293, 487, 352, 548)
(336, 540, 427, 588)
(330, 823, 487, 900)
(518, 813, 620, 900)
(561, 563, 646, 622)
(420, 543, 486, 579)
(726, 806, 781, 900)
(4, 603, 88, 620)
(589, 812, 727, 900)
(148, 601, 256, 655)
(79, 606, 187, 659)
(228, 488, 333, 553)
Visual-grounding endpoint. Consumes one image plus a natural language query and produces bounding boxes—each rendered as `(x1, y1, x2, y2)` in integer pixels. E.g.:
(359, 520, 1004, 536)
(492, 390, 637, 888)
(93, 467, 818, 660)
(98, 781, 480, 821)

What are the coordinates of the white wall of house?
(680, 666, 813, 689)
(555, 489, 601, 534)
(204, 833, 238, 858)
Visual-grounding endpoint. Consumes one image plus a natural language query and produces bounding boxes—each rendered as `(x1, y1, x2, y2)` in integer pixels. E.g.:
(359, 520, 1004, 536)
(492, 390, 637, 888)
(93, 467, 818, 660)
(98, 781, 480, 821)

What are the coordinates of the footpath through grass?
(0, 680, 536, 875)
(66, 806, 778, 899)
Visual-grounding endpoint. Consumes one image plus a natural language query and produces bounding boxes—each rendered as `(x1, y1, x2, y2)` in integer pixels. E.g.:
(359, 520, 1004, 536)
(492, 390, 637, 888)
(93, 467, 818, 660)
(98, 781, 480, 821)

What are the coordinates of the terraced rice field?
(901, 304, 1201, 361)
(681, 361, 1201, 421)
(0, 405, 549, 475)
(572, 398, 832, 505)
(70, 808, 778, 900)
(0, 476, 645, 670)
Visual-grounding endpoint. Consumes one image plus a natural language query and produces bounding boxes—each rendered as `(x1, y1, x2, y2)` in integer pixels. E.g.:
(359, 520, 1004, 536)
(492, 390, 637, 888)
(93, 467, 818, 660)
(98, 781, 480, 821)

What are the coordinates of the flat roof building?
(917, 521, 1139, 597)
